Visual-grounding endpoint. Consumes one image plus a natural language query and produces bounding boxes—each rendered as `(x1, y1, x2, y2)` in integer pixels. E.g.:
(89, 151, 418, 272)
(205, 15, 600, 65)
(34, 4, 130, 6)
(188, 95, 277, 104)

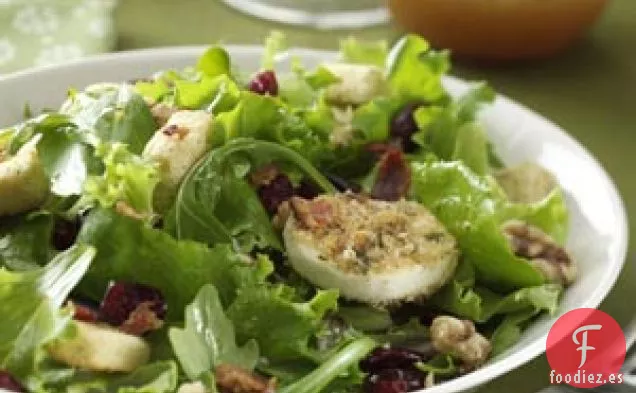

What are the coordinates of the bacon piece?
(215, 364, 276, 393)
(289, 197, 335, 230)
(370, 147, 411, 202)
(70, 302, 100, 323)
(120, 301, 165, 336)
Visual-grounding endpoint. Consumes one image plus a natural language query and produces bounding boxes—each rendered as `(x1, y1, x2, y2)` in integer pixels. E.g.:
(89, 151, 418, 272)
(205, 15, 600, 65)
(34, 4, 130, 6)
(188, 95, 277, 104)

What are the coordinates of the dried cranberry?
(51, 217, 81, 251)
(295, 180, 321, 200)
(370, 148, 411, 202)
(99, 282, 167, 328)
(324, 172, 362, 193)
(258, 174, 295, 215)
(0, 370, 25, 392)
(360, 347, 431, 373)
(390, 103, 424, 152)
(364, 369, 425, 393)
(248, 70, 278, 96)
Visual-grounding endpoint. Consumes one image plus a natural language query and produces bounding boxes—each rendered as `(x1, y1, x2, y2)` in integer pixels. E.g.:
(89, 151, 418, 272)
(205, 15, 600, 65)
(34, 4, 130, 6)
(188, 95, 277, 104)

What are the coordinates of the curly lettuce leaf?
(0, 245, 95, 386)
(169, 284, 259, 380)
(410, 161, 547, 290)
(502, 189, 569, 244)
(262, 30, 287, 70)
(175, 75, 241, 111)
(413, 83, 496, 175)
(76, 208, 268, 319)
(227, 284, 339, 362)
(387, 35, 450, 103)
(340, 37, 388, 67)
(79, 142, 159, 217)
(430, 260, 561, 322)
(167, 138, 335, 251)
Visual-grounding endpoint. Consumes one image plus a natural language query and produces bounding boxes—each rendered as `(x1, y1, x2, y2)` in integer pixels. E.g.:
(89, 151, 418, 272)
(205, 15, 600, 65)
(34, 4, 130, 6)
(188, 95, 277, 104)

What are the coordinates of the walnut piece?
(215, 364, 276, 393)
(503, 220, 576, 286)
(430, 316, 492, 368)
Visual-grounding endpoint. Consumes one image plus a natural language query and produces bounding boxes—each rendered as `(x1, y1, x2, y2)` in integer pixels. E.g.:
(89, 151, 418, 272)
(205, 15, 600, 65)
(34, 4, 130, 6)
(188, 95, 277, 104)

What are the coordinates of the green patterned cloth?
(0, 0, 116, 74)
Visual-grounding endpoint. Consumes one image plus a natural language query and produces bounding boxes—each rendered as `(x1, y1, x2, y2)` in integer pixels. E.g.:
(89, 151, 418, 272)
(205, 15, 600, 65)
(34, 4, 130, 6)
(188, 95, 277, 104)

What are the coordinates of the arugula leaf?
(168, 139, 334, 252)
(62, 84, 156, 154)
(169, 284, 259, 380)
(337, 306, 392, 333)
(411, 160, 545, 289)
(0, 245, 95, 383)
(196, 47, 231, 78)
(278, 337, 376, 393)
(0, 213, 53, 270)
(44, 361, 178, 393)
(339, 37, 388, 67)
(227, 284, 339, 362)
(76, 208, 269, 319)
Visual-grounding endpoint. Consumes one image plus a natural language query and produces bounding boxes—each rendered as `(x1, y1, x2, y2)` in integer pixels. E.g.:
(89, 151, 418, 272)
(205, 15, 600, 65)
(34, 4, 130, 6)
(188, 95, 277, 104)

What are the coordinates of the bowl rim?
(0, 45, 629, 393)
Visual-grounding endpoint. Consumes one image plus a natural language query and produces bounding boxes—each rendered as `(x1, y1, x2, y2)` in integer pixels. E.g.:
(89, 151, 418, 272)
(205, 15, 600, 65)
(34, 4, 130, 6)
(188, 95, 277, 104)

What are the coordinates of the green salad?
(0, 33, 575, 393)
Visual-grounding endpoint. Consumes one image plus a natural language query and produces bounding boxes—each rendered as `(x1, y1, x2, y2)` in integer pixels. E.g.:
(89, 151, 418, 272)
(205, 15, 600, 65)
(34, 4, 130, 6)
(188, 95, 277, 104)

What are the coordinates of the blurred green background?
(117, 1, 635, 392)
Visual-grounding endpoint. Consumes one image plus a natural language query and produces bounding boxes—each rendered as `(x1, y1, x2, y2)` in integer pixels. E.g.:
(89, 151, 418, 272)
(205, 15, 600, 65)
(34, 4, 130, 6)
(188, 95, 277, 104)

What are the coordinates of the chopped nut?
(215, 364, 276, 393)
(503, 220, 576, 286)
(120, 302, 165, 336)
(430, 316, 492, 368)
(289, 196, 335, 230)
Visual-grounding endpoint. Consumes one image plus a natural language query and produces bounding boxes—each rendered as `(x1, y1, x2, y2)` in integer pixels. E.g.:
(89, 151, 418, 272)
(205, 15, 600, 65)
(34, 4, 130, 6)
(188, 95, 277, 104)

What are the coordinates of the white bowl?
(0, 46, 628, 393)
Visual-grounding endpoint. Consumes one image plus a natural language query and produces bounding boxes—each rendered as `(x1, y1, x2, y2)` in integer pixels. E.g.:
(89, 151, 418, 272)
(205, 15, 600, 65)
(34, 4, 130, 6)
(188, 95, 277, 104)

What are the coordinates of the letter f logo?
(572, 324, 602, 368)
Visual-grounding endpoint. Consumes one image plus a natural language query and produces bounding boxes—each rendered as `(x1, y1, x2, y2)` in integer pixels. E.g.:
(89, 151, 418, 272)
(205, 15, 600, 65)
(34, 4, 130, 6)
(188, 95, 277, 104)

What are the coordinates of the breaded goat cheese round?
(282, 193, 459, 304)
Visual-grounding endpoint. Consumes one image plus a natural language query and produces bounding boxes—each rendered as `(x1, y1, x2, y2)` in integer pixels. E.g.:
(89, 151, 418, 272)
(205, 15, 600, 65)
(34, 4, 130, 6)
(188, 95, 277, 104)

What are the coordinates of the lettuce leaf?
(227, 284, 339, 362)
(410, 161, 548, 290)
(167, 138, 335, 251)
(0, 213, 53, 270)
(0, 245, 95, 386)
(169, 284, 259, 380)
(76, 208, 268, 319)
